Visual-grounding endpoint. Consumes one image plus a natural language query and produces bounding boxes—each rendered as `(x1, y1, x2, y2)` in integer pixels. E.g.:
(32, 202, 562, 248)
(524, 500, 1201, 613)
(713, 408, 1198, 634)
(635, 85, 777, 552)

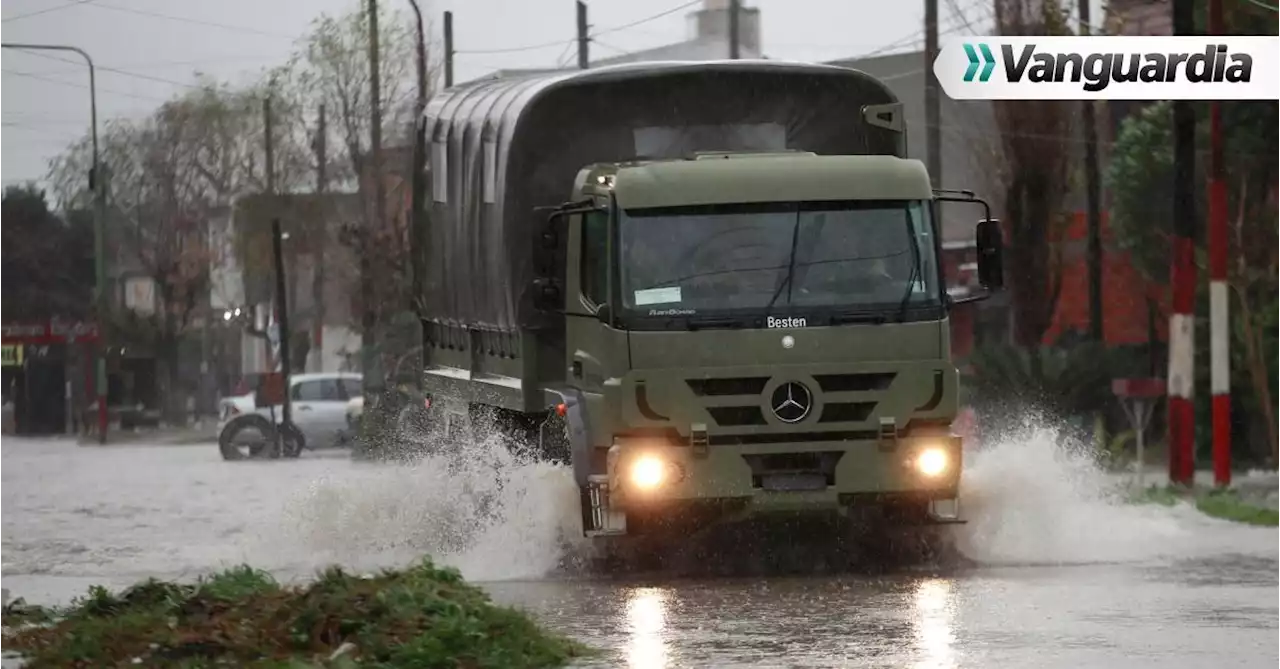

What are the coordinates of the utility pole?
(363, 0, 387, 399)
(262, 95, 295, 456)
(263, 97, 278, 373)
(2, 42, 108, 444)
(576, 1, 589, 70)
(1078, 0, 1104, 344)
(728, 0, 741, 59)
(271, 216, 293, 429)
(408, 0, 429, 390)
(923, 0, 942, 188)
(312, 104, 328, 372)
(1207, 0, 1230, 487)
(444, 10, 455, 88)
(1168, 0, 1198, 487)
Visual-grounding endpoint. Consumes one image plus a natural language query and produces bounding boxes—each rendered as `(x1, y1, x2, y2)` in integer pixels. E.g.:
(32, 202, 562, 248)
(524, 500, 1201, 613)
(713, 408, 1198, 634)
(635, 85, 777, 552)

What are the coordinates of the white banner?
(934, 36, 1280, 100)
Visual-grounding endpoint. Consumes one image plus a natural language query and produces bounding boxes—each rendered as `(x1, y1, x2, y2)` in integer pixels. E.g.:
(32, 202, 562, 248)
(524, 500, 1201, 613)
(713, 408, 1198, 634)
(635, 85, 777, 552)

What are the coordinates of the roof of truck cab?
(611, 155, 933, 209)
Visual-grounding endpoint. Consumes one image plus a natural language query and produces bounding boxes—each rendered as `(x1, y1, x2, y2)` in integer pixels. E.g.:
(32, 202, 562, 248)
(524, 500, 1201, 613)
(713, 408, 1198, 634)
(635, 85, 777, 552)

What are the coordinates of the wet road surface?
(3, 436, 1277, 668)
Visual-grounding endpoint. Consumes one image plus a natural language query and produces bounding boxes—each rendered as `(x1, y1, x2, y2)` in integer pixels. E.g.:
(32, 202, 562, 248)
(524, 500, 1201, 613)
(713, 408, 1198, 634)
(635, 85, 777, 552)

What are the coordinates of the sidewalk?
(75, 424, 217, 447)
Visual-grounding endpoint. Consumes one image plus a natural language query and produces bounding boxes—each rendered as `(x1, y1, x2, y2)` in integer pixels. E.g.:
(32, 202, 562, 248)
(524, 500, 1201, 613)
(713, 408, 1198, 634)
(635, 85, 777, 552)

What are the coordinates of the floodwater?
(2, 423, 1277, 668)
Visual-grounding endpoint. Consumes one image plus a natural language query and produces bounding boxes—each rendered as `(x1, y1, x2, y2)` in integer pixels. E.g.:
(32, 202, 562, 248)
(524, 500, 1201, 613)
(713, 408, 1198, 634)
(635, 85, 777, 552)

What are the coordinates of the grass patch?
(1128, 484, 1182, 507)
(1128, 484, 1279, 527)
(1195, 489, 1280, 527)
(1, 560, 590, 668)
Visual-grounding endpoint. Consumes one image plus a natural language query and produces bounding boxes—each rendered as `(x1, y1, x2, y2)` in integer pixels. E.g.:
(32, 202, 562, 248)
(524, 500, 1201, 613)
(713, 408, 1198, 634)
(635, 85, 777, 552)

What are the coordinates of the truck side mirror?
(531, 278, 562, 312)
(975, 218, 1004, 290)
(533, 211, 566, 279)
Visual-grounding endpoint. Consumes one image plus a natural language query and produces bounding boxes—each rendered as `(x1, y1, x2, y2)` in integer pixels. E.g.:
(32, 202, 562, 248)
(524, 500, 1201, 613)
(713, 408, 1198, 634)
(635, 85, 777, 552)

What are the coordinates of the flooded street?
(3, 432, 1277, 668)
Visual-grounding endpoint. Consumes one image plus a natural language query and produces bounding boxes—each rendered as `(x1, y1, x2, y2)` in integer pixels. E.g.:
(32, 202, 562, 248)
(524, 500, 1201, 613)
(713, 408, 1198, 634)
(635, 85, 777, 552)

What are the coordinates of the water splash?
(952, 412, 1242, 566)
(276, 427, 586, 582)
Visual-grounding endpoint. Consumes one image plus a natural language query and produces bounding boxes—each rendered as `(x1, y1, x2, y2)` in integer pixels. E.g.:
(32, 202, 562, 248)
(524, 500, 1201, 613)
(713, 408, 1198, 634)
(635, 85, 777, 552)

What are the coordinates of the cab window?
(580, 209, 609, 306)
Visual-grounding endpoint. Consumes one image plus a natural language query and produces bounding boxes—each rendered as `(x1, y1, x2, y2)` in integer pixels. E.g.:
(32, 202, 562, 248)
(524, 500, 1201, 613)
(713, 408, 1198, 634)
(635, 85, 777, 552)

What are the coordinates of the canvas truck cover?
(423, 59, 906, 333)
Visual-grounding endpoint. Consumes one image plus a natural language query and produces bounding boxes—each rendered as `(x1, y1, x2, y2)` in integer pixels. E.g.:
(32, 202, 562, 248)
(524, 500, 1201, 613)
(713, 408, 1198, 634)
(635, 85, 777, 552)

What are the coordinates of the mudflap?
(582, 474, 627, 538)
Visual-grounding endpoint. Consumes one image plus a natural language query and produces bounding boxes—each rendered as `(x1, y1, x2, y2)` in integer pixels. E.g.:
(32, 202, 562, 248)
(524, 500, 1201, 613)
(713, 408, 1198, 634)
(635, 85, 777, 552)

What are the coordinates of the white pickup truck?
(217, 372, 362, 459)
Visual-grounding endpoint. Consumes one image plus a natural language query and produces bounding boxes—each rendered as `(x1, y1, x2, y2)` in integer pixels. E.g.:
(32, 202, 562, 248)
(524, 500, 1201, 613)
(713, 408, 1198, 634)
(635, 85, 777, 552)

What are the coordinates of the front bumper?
(582, 435, 963, 536)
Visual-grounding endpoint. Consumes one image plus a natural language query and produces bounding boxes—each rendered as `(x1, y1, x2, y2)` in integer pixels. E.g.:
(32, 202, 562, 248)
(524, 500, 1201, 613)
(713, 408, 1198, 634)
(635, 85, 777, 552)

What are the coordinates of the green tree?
(1, 185, 93, 321)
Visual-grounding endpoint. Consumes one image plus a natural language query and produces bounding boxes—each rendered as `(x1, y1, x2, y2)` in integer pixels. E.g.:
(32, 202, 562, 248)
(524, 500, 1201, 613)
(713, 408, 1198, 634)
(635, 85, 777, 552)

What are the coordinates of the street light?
(2, 42, 109, 444)
(406, 0, 429, 392)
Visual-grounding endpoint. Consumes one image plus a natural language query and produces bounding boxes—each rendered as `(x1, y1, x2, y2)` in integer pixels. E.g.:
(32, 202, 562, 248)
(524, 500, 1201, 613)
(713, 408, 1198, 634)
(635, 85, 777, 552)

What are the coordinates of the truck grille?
(686, 377, 769, 396)
(707, 406, 768, 426)
(817, 401, 876, 423)
(683, 373, 897, 429)
(813, 373, 896, 393)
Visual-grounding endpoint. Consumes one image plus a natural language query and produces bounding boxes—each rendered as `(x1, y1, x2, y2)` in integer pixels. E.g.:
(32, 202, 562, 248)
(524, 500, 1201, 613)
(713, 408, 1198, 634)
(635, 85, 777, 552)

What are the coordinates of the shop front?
(1, 320, 99, 436)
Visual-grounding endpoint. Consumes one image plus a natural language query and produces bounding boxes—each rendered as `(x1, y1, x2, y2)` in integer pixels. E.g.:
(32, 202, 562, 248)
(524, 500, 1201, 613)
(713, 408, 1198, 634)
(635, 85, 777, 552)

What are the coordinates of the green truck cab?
(419, 61, 1003, 541)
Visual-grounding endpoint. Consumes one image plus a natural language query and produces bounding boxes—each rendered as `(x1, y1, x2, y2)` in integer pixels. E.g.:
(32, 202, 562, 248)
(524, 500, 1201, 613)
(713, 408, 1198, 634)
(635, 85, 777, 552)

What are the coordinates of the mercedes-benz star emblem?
(770, 381, 812, 424)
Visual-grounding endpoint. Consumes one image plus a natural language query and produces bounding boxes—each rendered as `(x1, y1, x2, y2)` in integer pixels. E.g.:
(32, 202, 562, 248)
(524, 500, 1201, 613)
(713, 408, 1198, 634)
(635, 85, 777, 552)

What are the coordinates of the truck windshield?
(618, 200, 940, 318)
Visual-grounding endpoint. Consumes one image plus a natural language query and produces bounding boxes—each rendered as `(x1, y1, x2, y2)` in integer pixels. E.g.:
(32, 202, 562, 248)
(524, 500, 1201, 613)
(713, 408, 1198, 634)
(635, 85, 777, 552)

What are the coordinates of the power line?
(456, 0, 701, 55)
(852, 0, 986, 61)
(85, 1, 295, 39)
(2, 67, 168, 102)
(2, 0, 92, 23)
(591, 39, 631, 57)
(11, 47, 201, 89)
(593, 0, 701, 37)
(456, 38, 575, 55)
(1240, 0, 1278, 11)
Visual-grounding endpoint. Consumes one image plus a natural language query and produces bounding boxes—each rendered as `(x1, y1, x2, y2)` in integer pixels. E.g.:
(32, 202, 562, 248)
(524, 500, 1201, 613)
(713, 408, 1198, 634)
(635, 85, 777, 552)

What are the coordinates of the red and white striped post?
(1208, 0, 1230, 488)
(1168, 0, 1197, 487)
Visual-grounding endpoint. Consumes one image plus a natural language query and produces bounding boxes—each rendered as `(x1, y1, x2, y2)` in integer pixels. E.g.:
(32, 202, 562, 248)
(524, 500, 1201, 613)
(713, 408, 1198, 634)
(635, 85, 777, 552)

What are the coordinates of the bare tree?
(987, 0, 1077, 347)
(284, 1, 435, 379)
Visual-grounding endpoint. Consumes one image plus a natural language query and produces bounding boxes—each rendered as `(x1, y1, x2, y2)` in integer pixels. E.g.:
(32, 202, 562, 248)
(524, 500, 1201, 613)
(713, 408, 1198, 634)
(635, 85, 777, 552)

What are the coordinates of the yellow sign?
(1, 345, 23, 367)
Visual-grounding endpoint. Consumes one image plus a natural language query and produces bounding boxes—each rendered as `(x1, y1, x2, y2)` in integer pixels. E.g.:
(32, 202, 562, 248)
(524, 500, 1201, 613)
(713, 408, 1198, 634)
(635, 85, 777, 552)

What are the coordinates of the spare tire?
(219, 414, 274, 461)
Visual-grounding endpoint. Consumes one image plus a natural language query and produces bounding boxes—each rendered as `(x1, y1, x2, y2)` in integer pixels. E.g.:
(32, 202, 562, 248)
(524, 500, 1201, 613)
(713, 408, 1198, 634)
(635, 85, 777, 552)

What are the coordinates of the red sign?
(1, 320, 100, 344)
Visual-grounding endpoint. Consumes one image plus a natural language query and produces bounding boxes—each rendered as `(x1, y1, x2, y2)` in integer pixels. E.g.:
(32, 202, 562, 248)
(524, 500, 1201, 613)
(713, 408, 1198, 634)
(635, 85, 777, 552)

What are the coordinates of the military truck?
(418, 61, 1004, 542)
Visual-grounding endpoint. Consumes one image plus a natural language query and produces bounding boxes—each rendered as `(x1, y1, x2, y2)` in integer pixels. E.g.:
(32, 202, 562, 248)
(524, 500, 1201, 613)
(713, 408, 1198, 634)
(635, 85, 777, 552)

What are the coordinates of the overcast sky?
(1, 0, 987, 187)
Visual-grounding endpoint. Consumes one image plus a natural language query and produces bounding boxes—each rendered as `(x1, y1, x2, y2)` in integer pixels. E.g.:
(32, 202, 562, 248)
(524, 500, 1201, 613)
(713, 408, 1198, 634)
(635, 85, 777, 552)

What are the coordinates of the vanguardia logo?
(937, 37, 1278, 100)
(981, 43, 1252, 91)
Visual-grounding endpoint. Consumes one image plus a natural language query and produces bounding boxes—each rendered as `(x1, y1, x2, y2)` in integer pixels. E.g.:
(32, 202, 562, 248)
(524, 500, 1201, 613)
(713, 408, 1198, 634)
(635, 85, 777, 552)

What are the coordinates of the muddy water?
(2, 425, 1277, 668)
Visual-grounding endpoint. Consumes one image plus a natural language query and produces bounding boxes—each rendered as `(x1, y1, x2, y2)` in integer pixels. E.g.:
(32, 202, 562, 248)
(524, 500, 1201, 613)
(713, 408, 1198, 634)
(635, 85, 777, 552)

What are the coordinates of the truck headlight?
(915, 447, 949, 477)
(630, 455, 667, 490)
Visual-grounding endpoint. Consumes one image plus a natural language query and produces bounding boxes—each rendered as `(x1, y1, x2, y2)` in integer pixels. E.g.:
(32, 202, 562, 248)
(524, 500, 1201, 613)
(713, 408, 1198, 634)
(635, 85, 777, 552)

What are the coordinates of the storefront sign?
(1, 344, 23, 367)
(1, 320, 99, 344)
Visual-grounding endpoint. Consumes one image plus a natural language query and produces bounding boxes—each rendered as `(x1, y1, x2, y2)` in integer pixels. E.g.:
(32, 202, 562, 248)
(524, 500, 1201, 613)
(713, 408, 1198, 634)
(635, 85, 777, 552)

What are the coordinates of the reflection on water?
(912, 578, 958, 669)
(625, 587, 670, 668)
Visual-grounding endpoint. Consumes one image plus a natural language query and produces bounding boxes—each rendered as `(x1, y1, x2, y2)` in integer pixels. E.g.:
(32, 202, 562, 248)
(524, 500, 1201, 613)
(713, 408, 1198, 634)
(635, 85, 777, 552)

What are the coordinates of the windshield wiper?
(682, 316, 745, 331)
(828, 311, 888, 326)
(762, 208, 803, 311)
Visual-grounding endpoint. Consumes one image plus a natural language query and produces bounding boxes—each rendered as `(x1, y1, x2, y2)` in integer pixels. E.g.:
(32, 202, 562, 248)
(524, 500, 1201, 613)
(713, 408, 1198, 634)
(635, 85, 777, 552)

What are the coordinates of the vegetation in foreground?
(1129, 484, 1279, 527)
(1, 560, 588, 669)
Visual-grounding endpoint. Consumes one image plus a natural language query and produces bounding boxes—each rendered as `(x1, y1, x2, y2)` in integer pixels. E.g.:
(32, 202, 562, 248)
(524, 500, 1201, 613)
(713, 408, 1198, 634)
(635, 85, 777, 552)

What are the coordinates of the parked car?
(217, 372, 362, 460)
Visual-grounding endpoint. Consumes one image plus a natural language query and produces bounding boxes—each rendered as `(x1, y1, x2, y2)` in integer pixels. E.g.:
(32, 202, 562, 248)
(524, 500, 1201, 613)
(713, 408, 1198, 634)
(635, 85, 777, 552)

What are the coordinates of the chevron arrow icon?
(963, 43, 997, 82)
